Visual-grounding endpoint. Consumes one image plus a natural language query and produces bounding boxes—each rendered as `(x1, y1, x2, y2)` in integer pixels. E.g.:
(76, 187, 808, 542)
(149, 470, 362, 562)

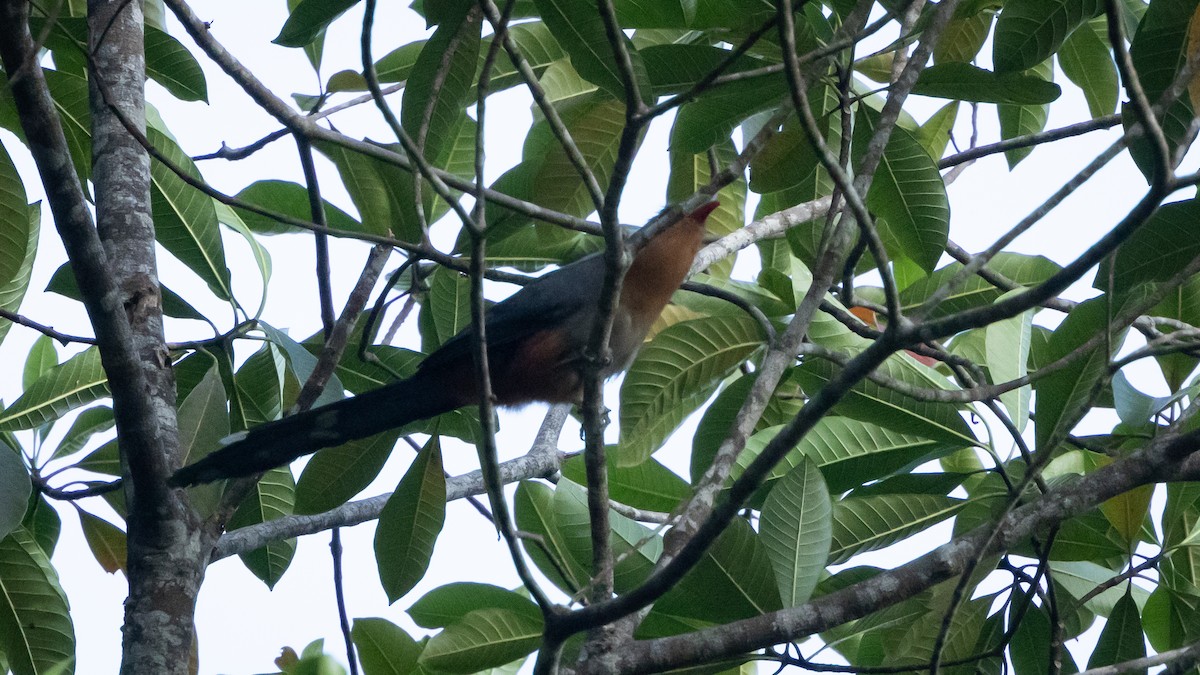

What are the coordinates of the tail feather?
(169, 371, 462, 487)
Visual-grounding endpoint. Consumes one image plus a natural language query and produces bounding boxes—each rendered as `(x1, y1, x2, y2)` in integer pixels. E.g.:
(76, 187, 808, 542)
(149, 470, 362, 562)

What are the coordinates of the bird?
(169, 201, 720, 487)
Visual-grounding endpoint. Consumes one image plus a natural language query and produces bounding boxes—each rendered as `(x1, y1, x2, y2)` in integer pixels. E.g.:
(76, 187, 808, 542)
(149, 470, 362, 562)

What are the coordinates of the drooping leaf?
(731, 417, 963, 498)
(992, 0, 1105, 73)
(513, 481, 587, 594)
(856, 106, 950, 274)
(78, 510, 126, 574)
(0, 447, 29, 542)
(1107, 199, 1200, 297)
(351, 618, 422, 675)
(760, 458, 832, 607)
(984, 290, 1034, 432)
(560, 452, 689, 512)
(375, 438, 445, 603)
(899, 252, 1062, 318)
(554, 480, 662, 593)
(793, 357, 977, 447)
(0, 528, 75, 675)
(0, 148, 36, 350)
(148, 128, 232, 301)
(1059, 18, 1119, 119)
(227, 467, 296, 589)
(144, 26, 208, 102)
(655, 517, 782, 624)
(998, 60, 1053, 167)
(1034, 295, 1133, 453)
(1086, 589, 1146, 670)
(294, 431, 399, 515)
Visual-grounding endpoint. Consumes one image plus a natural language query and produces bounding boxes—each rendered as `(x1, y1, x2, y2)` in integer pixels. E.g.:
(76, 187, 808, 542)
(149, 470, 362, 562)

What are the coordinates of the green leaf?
(44, 262, 205, 323)
(228, 467, 296, 589)
(0, 528, 74, 675)
(560, 451, 689, 512)
(0, 147, 36, 350)
(232, 344, 286, 430)
(1086, 589, 1146, 670)
(984, 290, 1034, 432)
(375, 438, 445, 603)
(998, 60, 1053, 167)
(149, 128, 231, 300)
(749, 85, 840, 194)
(0, 448, 29, 542)
(274, 0, 357, 47)
(78, 510, 126, 574)
(513, 481, 587, 594)
(1143, 587, 1200, 653)
(533, 0, 651, 104)
(294, 431, 399, 515)
(656, 517, 782, 623)
(402, 12, 480, 172)
(934, 10, 993, 63)
(731, 417, 962, 497)
(351, 618, 421, 675)
(48, 406, 114, 461)
(917, 101, 959, 159)
(145, 26, 208, 102)
(1126, 0, 1198, 181)
(760, 458, 832, 607)
(1108, 199, 1200, 297)
(232, 180, 361, 236)
(643, 43, 765, 97)
(554, 480, 662, 593)
(794, 357, 977, 447)
(690, 371, 806, 483)
(419, 266, 476, 351)
(856, 107, 950, 274)
(176, 366, 230, 467)
(409, 583, 540, 629)
(259, 323, 344, 409)
(1034, 295, 1130, 453)
(899, 252, 1062, 318)
(1052, 560, 1150, 617)
(176, 367, 231, 516)
(913, 62, 1062, 104)
(0, 348, 108, 431)
(418, 608, 542, 674)
(670, 73, 788, 153)
(22, 337, 58, 392)
(1011, 604, 1080, 675)
(1150, 275, 1200, 390)
(315, 141, 426, 242)
(992, 0, 1104, 73)
(22, 494, 60, 559)
(618, 314, 764, 465)
(1059, 18, 1118, 119)
(829, 492, 966, 564)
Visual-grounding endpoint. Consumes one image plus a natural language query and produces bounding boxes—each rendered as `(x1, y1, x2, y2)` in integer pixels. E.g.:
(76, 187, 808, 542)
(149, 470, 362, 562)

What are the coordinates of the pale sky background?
(0, 1, 1176, 672)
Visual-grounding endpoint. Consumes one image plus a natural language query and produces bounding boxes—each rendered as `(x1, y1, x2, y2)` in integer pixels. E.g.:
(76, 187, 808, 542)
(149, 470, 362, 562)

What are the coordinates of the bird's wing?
(416, 254, 604, 374)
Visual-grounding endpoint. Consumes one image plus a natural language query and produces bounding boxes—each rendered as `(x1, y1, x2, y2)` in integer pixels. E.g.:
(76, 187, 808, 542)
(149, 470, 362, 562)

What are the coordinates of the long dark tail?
(169, 370, 463, 487)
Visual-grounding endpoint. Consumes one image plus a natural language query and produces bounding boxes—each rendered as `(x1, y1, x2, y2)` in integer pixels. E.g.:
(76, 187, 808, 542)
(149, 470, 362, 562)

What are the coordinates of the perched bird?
(170, 201, 719, 487)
